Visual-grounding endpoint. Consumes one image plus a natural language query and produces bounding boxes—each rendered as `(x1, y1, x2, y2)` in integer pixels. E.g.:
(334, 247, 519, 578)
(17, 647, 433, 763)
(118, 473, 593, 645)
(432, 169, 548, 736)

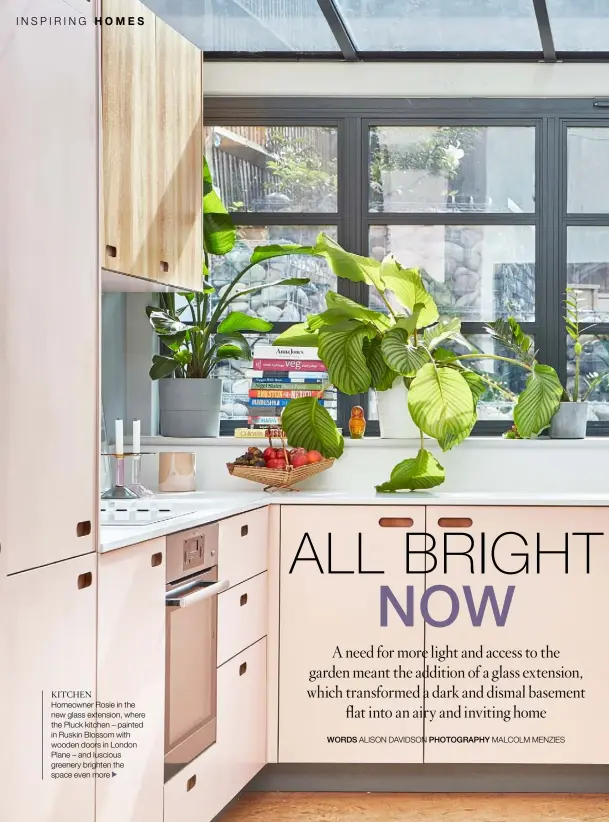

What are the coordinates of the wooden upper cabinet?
(156, 18, 203, 290)
(101, 0, 203, 289)
(102, 0, 158, 280)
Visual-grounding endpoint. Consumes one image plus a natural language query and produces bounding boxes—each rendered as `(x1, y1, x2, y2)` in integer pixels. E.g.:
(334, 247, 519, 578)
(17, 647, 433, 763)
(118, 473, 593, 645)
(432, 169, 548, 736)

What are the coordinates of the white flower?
(444, 143, 465, 166)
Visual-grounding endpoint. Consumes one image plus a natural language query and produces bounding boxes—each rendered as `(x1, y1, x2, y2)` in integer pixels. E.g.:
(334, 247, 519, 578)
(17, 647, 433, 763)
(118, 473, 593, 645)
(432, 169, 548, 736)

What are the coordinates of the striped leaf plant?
(252, 233, 564, 491)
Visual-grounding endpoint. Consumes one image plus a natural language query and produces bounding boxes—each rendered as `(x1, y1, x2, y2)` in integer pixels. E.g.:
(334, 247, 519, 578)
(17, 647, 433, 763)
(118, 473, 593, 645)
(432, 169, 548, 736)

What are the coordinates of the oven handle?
(165, 578, 230, 608)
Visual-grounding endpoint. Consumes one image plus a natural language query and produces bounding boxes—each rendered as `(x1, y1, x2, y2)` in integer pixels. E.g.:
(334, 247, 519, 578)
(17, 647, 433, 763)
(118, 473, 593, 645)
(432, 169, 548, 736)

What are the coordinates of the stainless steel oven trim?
(165, 577, 230, 608)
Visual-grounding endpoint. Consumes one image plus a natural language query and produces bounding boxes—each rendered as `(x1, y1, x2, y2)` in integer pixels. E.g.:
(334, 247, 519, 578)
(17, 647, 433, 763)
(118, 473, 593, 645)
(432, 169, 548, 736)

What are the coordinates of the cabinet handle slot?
(379, 517, 413, 528)
(76, 520, 91, 537)
(240, 593, 248, 606)
(105, 244, 117, 258)
(239, 662, 247, 676)
(151, 552, 162, 568)
(77, 572, 93, 590)
(160, 260, 169, 273)
(438, 517, 473, 528)
(186, 774, 197, 792)
(241, 524, 248, 537)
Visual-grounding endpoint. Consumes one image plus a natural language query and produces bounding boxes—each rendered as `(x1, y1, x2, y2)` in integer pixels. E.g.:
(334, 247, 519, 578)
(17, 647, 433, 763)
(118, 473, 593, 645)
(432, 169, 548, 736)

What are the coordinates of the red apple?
(306, 450, 323, 463)
(263, 447, 277, 462)
(267, 458, 286, 470)
(291, 453, 309, 468)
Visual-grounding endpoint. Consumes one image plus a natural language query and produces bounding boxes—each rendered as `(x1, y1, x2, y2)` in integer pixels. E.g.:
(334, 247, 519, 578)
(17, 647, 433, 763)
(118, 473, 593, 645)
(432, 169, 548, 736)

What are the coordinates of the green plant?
(563, 287, 609, 402)
(253, 233, 565, 490)
(146, 158, 310, 380)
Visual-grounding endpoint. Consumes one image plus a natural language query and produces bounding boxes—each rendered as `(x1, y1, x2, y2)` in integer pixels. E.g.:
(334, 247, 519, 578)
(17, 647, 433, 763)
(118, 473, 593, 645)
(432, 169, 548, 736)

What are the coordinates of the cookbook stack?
(246, 345, 337, 427)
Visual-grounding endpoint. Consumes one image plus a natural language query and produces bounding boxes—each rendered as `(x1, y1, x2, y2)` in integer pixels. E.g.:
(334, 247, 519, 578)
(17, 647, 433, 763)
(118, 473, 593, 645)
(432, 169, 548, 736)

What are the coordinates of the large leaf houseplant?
(254, 232, 565, 490)
(147, 159, 310, 437)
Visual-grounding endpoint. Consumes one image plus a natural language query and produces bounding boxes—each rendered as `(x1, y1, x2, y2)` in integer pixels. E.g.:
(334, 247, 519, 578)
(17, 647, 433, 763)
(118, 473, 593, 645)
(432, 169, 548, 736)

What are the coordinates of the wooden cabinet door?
(424, 506, 609, 764)
(97, 538, 166, 822)
(156, 18, 203, 290)
(101, 0, 158, 279)
(5, 555, 97, 822)
(279, 506, 427, 763)
(217, 638, 267, 800)
(0, 0, 98, 575)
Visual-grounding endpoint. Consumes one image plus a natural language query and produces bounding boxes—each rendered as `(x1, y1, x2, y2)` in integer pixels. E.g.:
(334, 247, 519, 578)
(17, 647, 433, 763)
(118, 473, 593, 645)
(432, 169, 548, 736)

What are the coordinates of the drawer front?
(217, 638, 267, 801)
(218, 507, 268, 588)
(217, 572, 267, 666)
(164, 740, 225, 822)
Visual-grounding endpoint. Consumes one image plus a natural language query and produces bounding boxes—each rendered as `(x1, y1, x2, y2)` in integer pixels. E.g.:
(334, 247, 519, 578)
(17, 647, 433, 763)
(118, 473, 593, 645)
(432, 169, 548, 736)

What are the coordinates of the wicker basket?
(227, 428, 334, 492)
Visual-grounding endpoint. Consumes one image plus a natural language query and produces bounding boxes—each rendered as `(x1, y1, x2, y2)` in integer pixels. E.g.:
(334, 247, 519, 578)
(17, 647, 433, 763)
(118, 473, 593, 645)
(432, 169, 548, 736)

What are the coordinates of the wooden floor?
(221, 792, 609, 821)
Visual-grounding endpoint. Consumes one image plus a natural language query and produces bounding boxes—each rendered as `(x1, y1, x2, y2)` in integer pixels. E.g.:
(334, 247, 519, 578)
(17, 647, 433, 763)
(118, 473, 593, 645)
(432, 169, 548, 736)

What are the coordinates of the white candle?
(115, 419, 124, 456)
(133, 420, 141, 455)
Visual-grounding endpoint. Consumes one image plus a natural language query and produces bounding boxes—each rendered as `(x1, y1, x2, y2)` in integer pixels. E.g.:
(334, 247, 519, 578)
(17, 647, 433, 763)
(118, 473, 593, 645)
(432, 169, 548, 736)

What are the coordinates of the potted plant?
(254, 233, 565, 490)
(549, 288, 608, 439)
(146, 159, 310, 437)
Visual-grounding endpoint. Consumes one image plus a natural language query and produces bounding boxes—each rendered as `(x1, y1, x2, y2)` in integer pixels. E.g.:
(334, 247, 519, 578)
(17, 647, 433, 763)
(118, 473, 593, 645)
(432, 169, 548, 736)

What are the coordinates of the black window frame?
(206, 97, 609, 437)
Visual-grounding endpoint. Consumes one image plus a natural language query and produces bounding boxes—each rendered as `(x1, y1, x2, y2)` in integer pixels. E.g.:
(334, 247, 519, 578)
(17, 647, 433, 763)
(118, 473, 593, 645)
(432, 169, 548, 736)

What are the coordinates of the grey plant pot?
(549, 401, 588, 439)
(158, 378, 223, 438)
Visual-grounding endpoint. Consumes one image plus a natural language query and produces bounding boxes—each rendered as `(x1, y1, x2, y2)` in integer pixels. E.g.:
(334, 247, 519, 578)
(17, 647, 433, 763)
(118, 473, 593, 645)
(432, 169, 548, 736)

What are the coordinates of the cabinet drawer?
(217, 572, 267, 666)
(217, 638, 267, 801)
(164, 741, 224, 822)
(218, 507, 268, 588)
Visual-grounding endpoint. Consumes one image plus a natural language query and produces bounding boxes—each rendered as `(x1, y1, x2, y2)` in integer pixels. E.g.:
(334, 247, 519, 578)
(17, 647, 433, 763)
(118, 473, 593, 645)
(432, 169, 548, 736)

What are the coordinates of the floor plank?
(220, 792, 609, 821)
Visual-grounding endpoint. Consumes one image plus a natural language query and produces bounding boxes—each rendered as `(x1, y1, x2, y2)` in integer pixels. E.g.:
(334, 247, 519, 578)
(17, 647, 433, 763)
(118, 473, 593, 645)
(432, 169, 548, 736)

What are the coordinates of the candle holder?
(127, 454, 153, 497)
(100, 453, 154, 500)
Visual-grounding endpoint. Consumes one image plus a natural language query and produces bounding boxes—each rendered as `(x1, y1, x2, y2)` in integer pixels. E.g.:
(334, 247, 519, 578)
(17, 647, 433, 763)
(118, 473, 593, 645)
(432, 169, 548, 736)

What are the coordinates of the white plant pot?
(376, 377, 424, 439)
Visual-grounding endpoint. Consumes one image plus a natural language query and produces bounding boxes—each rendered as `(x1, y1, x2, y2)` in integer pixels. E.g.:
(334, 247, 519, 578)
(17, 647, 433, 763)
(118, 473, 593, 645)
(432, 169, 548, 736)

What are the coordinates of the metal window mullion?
(229, 212, 339, 227)
(366, 213, 536, 226)
(336, 115, 366, 432)
(532, 0, 557, 62)
(315, 0, 358, 61)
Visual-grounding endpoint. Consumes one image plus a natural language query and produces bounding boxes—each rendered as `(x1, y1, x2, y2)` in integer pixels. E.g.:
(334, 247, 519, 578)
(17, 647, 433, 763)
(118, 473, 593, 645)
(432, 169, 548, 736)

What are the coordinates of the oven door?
(165, 568, 230, 778)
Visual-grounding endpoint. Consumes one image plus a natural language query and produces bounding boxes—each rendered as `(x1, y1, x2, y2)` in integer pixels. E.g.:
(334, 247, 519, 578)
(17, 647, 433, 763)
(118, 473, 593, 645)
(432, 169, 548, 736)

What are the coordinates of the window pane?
(567, 334, 609, 422)
(206, 126, 338, 212)
(217, 333, 338, 423)
(369, 225, 536, 321)
(145, 0, 339, 53)
(210, 225, 337, 322)
(336, 0, 540, 51)
(547, 0, 609, 52)
(566, 227, 609, 322)
(368, 334, 529, 423)
(369, 126, 535, 214)
(567, 128, 609, 214)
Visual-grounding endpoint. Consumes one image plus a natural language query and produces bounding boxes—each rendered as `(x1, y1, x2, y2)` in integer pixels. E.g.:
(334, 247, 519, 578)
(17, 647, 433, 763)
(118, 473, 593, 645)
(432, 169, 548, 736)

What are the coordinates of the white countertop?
(99, 490, 609, 553)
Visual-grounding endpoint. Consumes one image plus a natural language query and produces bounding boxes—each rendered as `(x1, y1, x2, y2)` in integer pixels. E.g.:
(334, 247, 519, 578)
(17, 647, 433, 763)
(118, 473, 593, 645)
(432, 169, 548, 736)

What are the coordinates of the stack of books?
(245, 345, 337, 426)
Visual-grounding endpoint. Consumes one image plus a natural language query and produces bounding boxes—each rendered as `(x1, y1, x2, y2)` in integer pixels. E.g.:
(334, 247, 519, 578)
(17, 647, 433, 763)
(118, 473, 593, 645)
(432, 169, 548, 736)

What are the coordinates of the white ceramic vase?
(375, 377, 423, 439)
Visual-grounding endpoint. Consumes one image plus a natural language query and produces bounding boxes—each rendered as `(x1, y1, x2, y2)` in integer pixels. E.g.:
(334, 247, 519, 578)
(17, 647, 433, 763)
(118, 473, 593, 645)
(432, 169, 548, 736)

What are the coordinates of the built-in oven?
(164, 522, 229, 781)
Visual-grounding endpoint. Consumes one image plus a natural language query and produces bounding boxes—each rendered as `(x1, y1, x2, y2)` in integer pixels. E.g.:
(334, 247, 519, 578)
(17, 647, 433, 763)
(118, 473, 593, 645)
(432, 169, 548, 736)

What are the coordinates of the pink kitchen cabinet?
(424, 506, 609, 764)
(0, 0, 99, 575)
(97, 538, 166, 822)
(278, 505, 427, 763)
(5, 554, 97, 822)
(217, 571, 268, 667)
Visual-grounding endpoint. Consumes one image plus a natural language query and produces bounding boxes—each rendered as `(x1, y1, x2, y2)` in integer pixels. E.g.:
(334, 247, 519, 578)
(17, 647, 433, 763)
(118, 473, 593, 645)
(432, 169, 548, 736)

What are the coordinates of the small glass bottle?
(349, 405, 366, 439)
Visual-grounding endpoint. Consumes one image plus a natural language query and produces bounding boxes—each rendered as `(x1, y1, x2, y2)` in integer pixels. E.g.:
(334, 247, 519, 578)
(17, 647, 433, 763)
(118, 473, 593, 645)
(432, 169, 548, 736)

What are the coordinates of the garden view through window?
(204, 109, 609, 434)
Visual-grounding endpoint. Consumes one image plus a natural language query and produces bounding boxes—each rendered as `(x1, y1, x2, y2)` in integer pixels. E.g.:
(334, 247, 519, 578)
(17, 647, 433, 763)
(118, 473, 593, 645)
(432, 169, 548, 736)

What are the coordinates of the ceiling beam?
(316, 0, 358, 61)
(532, 0, 557, 62)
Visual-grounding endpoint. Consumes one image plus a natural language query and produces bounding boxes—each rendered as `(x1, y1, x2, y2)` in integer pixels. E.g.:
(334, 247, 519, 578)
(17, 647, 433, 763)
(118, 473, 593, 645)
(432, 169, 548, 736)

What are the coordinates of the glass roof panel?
(546, 0, 609, 51)
(335, 0, 541, 52)
(144, 0, 340, 52)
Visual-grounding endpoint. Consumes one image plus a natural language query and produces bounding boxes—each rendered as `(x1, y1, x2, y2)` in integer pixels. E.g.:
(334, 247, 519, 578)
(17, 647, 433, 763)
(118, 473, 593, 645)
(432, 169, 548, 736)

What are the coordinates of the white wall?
(204, 61, 609, 98)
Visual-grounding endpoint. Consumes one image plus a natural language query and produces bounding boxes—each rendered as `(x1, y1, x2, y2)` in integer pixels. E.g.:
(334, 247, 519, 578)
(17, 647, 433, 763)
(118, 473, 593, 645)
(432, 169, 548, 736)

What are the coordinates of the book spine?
(252, 346, 320, 360)
(246, 371, 327, 380)
(248, 399, 334, 410)
(247, 416, 281, 425)
(252, 359, 326, 372)
(249, 389, 328, 399)
(250, 376, 325, 386)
